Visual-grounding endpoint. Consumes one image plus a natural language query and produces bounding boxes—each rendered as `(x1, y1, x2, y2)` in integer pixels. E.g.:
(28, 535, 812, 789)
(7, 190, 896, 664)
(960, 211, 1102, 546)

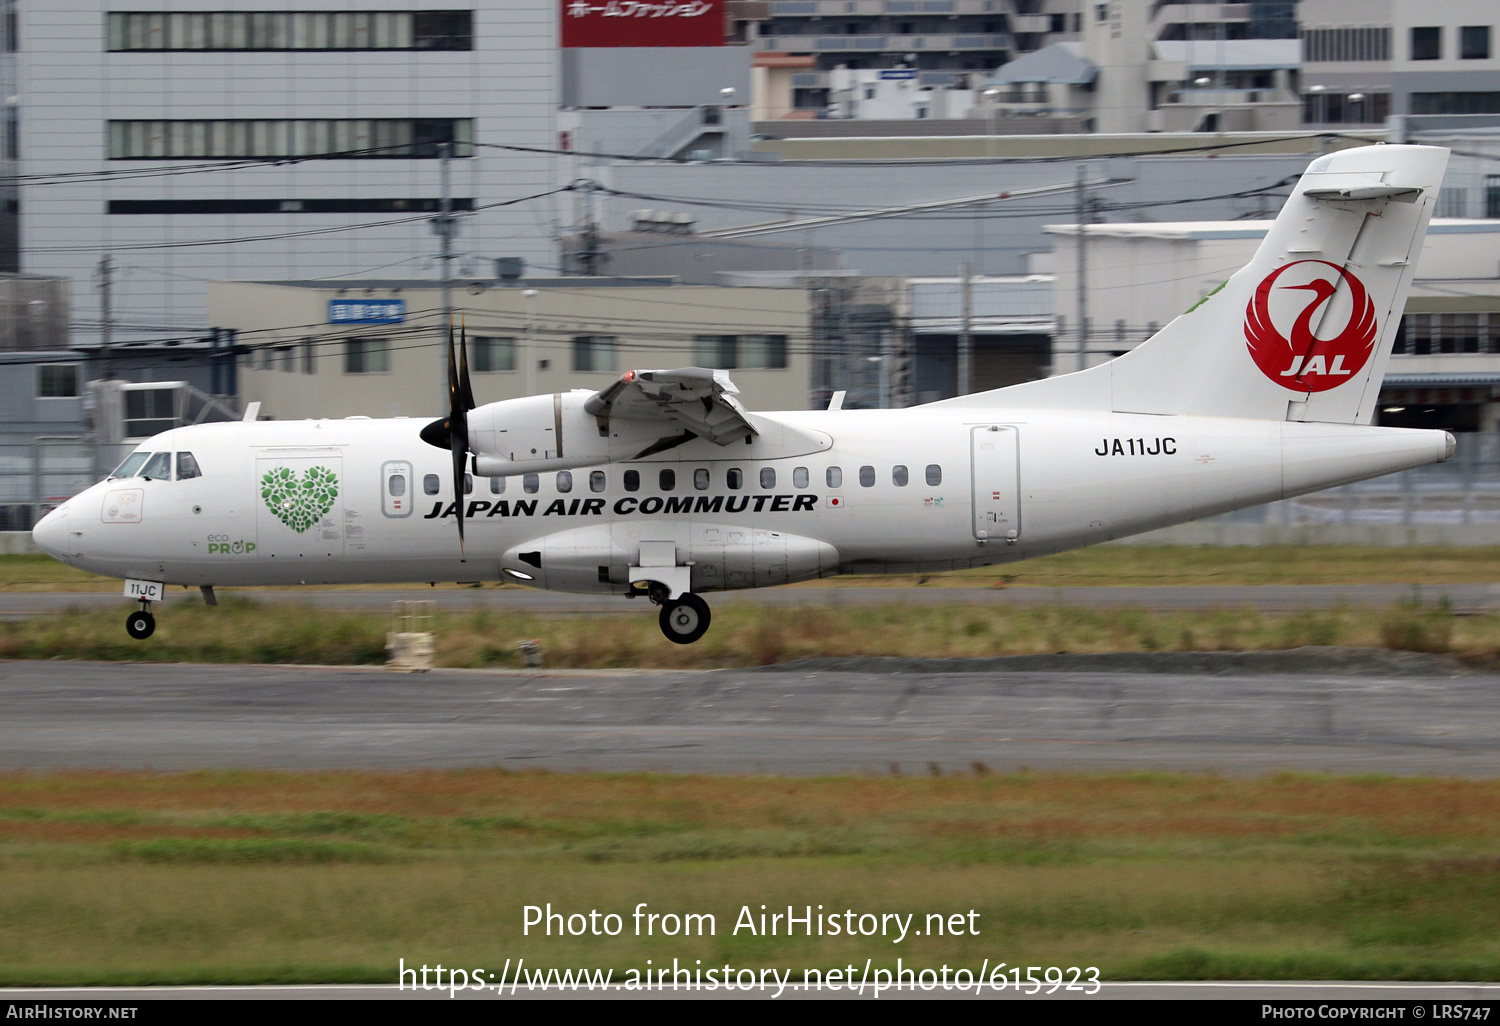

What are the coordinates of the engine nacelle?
(467, 390, 661, 475)
(500, 523, 839, 595)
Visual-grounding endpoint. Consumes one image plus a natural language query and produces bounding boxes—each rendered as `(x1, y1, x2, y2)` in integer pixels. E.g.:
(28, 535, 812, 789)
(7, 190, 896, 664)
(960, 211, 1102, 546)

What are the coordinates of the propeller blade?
(459, 319, 476, 412)
(444, 318, 468, 556)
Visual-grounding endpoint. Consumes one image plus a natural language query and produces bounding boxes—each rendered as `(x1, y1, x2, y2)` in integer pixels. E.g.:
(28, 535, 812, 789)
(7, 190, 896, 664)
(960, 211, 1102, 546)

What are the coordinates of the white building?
(18, 3, 557, 351)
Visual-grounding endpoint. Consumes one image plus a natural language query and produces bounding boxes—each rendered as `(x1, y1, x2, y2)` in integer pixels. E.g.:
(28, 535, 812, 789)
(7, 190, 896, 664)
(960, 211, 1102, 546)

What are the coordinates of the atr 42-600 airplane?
(33, 144, 1456, 644)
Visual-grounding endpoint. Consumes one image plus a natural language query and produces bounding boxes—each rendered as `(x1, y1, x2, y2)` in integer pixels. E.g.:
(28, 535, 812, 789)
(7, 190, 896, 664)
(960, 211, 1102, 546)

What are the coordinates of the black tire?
(659, 593, 711, 645)
(126, 610, 155, 640)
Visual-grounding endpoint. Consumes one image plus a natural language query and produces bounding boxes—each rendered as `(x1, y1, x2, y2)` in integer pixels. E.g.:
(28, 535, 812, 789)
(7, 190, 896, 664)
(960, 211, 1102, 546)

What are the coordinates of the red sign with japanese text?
(562, 0, 723, 47)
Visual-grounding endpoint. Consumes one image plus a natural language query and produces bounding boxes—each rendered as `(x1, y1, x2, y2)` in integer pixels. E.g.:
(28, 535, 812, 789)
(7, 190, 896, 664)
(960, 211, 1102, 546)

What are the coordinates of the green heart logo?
(261, 465, 339, 534)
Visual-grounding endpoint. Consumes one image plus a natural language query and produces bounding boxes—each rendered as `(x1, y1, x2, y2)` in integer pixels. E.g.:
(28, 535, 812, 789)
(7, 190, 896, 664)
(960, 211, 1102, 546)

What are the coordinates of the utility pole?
(578, 179, 603, 276)
(1075, 163, 1089, 374)
(958, 261, 972, 396)
(97, 254, 113, 378)
(432, 141, 457, 407)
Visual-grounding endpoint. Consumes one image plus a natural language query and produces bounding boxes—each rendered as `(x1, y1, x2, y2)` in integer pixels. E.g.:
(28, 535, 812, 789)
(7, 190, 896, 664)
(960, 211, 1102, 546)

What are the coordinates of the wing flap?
(584, 367, 757, 446)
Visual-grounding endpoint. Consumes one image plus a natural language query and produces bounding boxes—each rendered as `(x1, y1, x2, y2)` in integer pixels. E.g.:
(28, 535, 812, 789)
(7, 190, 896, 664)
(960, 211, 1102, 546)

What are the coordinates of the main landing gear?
(640, 582, 712, 644)
(126, 602, 156, 640)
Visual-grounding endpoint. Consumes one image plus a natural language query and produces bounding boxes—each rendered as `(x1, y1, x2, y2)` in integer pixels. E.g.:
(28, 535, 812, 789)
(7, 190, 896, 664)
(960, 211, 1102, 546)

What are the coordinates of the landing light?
(503, 568, 534, 581)
(1383, 406, 1405, 413)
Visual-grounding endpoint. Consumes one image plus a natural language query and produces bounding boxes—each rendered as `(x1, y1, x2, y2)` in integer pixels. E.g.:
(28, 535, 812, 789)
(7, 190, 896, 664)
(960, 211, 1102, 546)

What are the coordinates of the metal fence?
(0, 437, 96, 531)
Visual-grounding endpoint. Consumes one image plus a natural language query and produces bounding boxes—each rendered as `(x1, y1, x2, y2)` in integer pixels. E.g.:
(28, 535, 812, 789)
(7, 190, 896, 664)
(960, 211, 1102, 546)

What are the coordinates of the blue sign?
(878, 69, 918, 80)
(329, 299, 405, 324)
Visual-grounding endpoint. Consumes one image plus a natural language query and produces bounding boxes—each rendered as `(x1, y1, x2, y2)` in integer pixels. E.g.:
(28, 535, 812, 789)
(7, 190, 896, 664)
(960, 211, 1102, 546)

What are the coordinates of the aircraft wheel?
(659, 593, 711, 645)
(126, 610, 156, 640)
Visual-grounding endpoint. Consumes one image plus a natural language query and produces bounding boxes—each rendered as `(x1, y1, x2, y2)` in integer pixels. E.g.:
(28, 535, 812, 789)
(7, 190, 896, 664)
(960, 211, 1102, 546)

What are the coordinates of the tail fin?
(942, 144, 1449, 424)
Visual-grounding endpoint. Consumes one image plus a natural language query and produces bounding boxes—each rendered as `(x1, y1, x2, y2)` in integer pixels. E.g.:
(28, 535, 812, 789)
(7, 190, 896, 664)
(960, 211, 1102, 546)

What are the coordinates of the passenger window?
(793, 467, 809, 488)
(523, 474, 539, 494)
(176, 452, 202, 480)
(760, 467, 776, 489)
(893, 465, 908, 487)
(463, 473, 473, 495)
(388, 473, 406, 497)
(423, 474, 440, 495)
(694, 468, 709, 490)
(112, 452, 150, 478)
(859, 465, 875, 487)
(624, 470, 640, 492)
(660, 469, 675, 491)
(590, 471, 606, 492)
(926, 464, 942, 486)
(490, 476, 505, 494)
(140, 452, 172, 480)
(557, 471, 572, 493)
(827, 466, 842, 488)
(727, 468, 743, 490)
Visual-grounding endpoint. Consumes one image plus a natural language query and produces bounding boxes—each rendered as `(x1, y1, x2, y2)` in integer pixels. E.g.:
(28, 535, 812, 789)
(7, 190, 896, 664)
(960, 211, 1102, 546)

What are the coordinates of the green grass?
(0, 594, 1479, 668)
(4, 770, 1500, 984)
(11, 546, 1500, 590)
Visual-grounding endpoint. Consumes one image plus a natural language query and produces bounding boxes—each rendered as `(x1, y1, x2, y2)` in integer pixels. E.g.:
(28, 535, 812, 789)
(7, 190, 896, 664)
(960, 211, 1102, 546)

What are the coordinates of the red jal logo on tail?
(1244, 259, 1377, 392)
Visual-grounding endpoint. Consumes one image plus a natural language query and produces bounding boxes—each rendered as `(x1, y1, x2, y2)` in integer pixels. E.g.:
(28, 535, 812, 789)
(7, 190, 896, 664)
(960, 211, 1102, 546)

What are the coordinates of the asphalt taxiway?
(3, 657, 1497, 776)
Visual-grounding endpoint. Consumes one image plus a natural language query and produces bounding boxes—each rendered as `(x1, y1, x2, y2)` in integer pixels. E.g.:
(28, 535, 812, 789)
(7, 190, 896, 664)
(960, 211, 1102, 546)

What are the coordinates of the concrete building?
(208, 277, 814, 420)
(19, 3, 557, 352)
(1045, 217, 1500, 433)
(1300, 0, 1500, 130)
(976, 5, 1300, 134)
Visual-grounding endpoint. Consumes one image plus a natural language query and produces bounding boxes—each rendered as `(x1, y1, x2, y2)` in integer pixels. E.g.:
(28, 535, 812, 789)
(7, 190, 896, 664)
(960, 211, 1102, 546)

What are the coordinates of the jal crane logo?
(1244, 259, 1378, 392)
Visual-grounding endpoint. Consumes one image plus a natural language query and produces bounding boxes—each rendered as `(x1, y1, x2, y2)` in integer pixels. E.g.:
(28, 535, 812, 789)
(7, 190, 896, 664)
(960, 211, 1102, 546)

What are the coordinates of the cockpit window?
(176, 452, 202, 480)
(139, 452, 172, 480)
(111, 452, 150, 478)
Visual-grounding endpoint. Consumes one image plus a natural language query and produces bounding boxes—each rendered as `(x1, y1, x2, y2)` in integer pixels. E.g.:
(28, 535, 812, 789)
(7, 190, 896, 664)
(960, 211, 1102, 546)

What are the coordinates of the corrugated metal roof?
(1382, 373, 1500, 386)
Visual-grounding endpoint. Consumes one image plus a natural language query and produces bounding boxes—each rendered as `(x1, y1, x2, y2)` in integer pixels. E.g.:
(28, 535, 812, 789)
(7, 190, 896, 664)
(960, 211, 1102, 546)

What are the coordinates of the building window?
(1303, 91, 1390, 124)
(344, 337, 388, 373)
(1411, 26, 1441, 61)
(107, 11, 472, 52)
(571, 335, 616, 373)
(1413, 92, 1500, 115)
(1301, 26, 1392, 63)
(691, 334, 788, 369)
(107, 118, 473, 160)
(301, 338, 316, 374)
(1461, 26, 1491, 60)
(472, 336, 515, 372)
(36, 364, 78, 398)
(123, 388, 176, 437)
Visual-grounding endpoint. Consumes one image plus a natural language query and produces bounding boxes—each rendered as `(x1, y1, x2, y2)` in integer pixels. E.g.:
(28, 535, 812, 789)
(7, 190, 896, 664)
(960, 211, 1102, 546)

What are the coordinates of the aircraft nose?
(31, 503, 71, 560)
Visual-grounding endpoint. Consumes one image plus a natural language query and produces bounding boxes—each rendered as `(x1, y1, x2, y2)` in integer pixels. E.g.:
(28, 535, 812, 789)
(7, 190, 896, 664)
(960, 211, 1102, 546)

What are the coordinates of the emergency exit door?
(970, 425, 1020, 541)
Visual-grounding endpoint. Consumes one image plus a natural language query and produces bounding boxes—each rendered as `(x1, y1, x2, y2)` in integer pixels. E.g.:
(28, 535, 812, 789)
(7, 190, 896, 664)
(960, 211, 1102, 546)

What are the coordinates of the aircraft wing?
(583, 368, 757, 446)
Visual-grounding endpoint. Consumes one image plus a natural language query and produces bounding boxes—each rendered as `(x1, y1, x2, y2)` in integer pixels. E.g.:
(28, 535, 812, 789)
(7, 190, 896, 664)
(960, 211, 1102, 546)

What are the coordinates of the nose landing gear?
(126, 602, 156, 640)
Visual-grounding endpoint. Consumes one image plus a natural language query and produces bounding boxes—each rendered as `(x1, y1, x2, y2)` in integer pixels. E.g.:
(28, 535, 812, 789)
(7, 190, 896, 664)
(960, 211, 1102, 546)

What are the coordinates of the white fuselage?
(33, 407, 1452, 594)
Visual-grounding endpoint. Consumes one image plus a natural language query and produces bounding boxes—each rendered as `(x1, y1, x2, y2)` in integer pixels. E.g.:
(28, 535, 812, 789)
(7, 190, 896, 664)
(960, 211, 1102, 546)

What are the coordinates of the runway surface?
(4, 659, 1498, 776)
(2, 581, 1495, 618)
